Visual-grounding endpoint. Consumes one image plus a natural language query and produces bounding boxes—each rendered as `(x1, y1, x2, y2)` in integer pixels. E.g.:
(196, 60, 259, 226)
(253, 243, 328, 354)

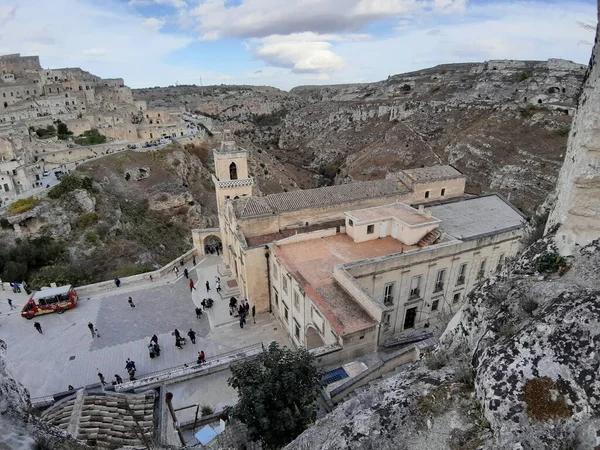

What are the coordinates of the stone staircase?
(417, 229, 441, 248)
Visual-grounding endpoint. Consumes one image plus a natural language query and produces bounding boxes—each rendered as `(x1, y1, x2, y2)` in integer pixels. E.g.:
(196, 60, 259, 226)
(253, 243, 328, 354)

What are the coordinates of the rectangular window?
(3, 184, 8, 192)
(293, 291, 300, 310)
(274, 290, 279, 307)
(367, 224, 374, 234)
(478, 259, 487, 279)
(384, 313, 391, 325)
(410, 276, 421, 299)
(434, 269, 446, 292)
(425, 190, 430, 199)
(441, 188, 446, 196)
(383, 282, 394, 306)
(431, 299, 439, 311)
(272, 262, 278, 280)
(294, 320, 300, 340)
(282, 276, 288, 294)
(348, 219, 353, 227)
(453, 292, 461, 304)
(457, 263, 467, 285)
(283, 304, 289, 323)
(497, 254, 505, 272)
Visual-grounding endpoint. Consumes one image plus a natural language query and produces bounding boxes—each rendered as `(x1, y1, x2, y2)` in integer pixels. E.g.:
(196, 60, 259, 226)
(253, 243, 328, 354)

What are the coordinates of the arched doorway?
(306, 325, 325, 350)
(203, 235, 222, 256)
(229, 162, 237, 180)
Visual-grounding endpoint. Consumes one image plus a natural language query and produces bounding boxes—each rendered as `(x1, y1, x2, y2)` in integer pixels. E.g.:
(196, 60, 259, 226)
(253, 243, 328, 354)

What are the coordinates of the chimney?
(418, 205, 425, 214)
(425, 209, 432, 219)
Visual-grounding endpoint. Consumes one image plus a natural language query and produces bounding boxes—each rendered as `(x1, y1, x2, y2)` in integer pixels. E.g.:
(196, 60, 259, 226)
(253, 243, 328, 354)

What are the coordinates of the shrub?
(76, 212, 99, 229)
(28, 264, 93, 290)
(75, 129, 107, 145)
(8, 197, 40, 214)
(56, 121, 73, 140)
(1, 261, 28, 282)
(200, 405, 214, 417)
(252, 108, 288, 127)
(535, 252, 567, 273)
(522, 299, 539, 315)
(84, 232, 100, 247)
(48, 174, 95, 199)
(117, 264, 154, 277)
(426, 352, 449, 370)
(453, 361, 475, 388)
(556, 125, 571, 137)
(519, 72, 532, 81)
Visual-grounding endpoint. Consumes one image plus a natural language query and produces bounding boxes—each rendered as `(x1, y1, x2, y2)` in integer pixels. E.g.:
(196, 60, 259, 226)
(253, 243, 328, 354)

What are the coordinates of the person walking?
(239, 315, 244, 329)
(88, 322, 95, 337)
(184, 268, 189, 279)
(252, 305, 256, 324)
(114, 374, 123, 384)
(244, 299, 250, 313)
(205, 280, 210, 292)
(97, 371, 106, 386)
(34, 322, 43, 333)
(197, 350, 205, 364)
(151, 334, 158, 345)
(195, 307, 202, 318)
(192, 255, 196, 266)
(173, 266, 180, 276)
(175, 335, 183, 349)
(216, 280, 221, 294)
(128, 297, 136, 308)
(94, 327, 100, 338)
(114, 277, 121, 288)
(187, 328, 196, 344)
(7, 298, 14, 310)
(190, 279, 196, 292)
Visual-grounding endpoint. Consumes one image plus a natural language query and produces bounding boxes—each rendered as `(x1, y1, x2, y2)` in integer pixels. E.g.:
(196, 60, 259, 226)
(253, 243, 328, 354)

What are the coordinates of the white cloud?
(251, 34, 346, 73)
(190, 0, 465, 39)
(142, 17, 165, 31)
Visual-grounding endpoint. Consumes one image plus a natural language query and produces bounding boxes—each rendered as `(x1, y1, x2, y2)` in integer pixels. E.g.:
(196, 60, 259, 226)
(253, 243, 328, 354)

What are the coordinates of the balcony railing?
(433, 283, 444, 293)
(456, 276, 465, 286)
(383, 296, 394, 306)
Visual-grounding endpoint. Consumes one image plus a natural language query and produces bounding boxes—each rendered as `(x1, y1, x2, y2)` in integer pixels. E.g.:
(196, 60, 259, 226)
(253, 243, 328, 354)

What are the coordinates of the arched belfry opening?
(229, 162, 238, 180)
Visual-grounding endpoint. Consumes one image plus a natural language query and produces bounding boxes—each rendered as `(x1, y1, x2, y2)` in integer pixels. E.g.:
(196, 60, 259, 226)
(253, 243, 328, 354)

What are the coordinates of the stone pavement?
(0, 255, 291, 399)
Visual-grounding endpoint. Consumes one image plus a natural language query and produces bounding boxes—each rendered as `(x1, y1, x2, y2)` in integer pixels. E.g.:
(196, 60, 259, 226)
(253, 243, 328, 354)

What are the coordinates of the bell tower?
(212, 132, 254, 267)
(212, 135, 253, 211)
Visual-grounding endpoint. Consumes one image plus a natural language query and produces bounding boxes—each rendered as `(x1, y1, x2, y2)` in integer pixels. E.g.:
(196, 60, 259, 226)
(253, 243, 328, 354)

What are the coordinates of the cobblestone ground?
(92, 275, 210, 351)
(0, 256, 291, 398)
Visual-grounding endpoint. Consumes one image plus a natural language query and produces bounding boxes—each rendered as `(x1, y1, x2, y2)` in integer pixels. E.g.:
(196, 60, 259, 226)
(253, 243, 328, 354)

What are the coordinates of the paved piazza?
(0, 255, 291, 399)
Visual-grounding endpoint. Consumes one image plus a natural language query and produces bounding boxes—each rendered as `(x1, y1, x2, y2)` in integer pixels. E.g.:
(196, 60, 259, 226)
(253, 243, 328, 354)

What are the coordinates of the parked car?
(42, 170, 50, 177)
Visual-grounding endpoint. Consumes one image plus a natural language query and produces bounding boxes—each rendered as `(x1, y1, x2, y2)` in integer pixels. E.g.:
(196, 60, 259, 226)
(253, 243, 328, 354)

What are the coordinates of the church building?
(193, 139, 525, 359)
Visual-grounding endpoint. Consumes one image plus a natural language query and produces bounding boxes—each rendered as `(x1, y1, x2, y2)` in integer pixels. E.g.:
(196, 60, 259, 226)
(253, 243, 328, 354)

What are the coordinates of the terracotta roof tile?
(234, 179, 408, 219)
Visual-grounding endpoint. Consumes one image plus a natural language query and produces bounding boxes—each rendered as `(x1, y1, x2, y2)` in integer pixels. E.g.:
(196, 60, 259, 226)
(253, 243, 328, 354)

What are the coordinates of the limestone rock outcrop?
(546, 16, 600, 254)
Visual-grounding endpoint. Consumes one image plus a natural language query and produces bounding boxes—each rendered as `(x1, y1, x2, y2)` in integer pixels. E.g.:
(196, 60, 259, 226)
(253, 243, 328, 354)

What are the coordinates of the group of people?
(97, 358, 136, 387)
(174, 328, 199, 349)
(10, 281, 30, 294)
(204, 243, 221, 255)
(228, 297, 255, 328)
(148, 334, 161, 358)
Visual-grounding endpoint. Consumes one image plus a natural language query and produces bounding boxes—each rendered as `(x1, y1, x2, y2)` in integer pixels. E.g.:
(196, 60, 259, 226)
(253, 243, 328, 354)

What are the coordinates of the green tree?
(74, 129, 107, 145)
(228, 342, 322, 449)
(1, 261, 28, 282)
(56, 121, 73, 140)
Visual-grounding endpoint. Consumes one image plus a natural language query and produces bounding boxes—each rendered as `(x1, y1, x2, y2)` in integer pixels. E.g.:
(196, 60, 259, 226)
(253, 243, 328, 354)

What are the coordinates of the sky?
(0, 0, 596, 90)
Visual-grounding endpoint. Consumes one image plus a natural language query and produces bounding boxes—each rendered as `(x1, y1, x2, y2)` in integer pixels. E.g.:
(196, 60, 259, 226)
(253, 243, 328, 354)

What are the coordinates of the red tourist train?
(21, 285, 79, 319)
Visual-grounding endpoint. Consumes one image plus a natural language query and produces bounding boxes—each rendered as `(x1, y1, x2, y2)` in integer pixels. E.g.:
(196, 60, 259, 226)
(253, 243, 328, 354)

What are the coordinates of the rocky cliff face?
(547, 18, 600, 254)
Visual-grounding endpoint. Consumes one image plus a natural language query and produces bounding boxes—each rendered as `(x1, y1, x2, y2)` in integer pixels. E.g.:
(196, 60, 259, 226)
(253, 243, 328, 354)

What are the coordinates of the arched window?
(229, 162, 238, 180)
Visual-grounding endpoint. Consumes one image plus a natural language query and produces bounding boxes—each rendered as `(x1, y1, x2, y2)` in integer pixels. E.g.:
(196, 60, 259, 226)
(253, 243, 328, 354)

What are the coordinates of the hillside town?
(0, 53, 210, 208)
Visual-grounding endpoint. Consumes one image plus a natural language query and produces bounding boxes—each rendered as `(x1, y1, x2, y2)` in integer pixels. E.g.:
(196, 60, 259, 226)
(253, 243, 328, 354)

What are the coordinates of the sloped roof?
(233, 179, 408, 219)
(41, 390, 156, 447)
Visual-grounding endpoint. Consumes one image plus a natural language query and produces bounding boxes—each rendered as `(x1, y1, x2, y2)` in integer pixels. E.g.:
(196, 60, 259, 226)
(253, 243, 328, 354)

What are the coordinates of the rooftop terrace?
(430, 194, 526, 241)
(345, 202, 439, 227)
(274, 234, 416, 335)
